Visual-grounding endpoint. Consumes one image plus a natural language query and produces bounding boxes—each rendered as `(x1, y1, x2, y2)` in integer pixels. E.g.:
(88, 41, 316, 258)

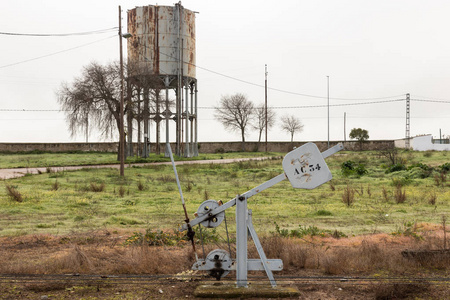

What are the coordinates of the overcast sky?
(1, 0, 449, 143)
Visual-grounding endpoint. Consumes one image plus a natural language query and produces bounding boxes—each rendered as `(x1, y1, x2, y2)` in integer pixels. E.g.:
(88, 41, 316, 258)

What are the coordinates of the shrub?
(385, 163, 407, 173)
(341, 160, 355, 176)
(354, 164, 368, 176)
(440, 162, 450, 173)
(408, 162, 432, 172)
(341, 160, 368, 177)
(408, 163, 433, 178)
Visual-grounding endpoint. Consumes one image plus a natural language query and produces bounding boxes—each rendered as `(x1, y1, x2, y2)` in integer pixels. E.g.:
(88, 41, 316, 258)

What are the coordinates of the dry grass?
(52, 180, 60, 191)
(0, 230, 448, 278)
(89, 182, 105, 192)
(118, 186, 126, 197)
(5, 184, 23, 202)
(428, 191, 437, 205)
(137, 181, 145, 191)
(394, 185, 407, 204)
(341, 184, 355, 207)
(382, 186, 389, 201)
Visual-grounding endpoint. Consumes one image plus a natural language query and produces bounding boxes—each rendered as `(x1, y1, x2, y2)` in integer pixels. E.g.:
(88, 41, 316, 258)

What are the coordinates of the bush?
(341, 160, 355, 176)
(407, 163, 433, 178)
(440, 162, 450, 173)
(408, 163, 432, 172)
(354, 164, 368, 176)
(341, 160, 368, 177)
(385, 163, 407, 173)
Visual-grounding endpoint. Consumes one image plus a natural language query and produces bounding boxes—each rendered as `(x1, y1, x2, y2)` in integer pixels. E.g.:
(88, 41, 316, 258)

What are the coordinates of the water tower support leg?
(236, 194, 248, 288)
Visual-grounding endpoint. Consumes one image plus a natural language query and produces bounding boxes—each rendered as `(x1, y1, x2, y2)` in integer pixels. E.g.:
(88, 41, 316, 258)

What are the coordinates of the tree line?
(215, 93, 304, 151)
(58, 61, 370, 158)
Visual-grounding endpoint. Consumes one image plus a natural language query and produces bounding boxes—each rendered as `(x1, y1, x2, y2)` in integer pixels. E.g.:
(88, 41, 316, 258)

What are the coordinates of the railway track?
(0, 274, 448, 285)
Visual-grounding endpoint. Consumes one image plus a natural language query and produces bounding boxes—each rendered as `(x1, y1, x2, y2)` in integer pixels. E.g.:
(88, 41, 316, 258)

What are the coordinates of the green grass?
(0, 151, 279, 169)
(0, 150, 448, 237)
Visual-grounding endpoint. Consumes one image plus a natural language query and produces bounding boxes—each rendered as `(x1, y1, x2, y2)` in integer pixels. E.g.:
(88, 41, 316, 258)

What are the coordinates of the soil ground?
(0, 232, 448, 300)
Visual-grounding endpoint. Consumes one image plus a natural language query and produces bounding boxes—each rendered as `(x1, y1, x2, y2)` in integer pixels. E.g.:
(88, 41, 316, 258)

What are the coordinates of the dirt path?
(0, 157, 271, 180)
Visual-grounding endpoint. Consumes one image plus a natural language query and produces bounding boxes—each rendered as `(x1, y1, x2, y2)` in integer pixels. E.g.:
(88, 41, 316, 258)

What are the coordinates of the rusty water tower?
(127, 2, 198, 157)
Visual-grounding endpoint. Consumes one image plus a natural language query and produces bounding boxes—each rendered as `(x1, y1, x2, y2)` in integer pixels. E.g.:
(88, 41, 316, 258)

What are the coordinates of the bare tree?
(215, 93, 254, 151)
(57, 61, 125, 158)
(252, 104, 276, 144)
(281, 115, 304, 142)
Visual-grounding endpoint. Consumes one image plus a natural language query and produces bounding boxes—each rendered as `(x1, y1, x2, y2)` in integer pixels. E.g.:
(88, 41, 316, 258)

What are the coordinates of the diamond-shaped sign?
(282, 143, 332, 190)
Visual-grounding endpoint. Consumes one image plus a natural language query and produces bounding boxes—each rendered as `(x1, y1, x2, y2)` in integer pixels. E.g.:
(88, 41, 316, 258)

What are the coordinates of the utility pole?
(344, 112, 346, 142)
(118, 5, 125, 176)
(265, 64, 268, 152)
(327, 76, 330, 148)
(405, 93, 410, 149)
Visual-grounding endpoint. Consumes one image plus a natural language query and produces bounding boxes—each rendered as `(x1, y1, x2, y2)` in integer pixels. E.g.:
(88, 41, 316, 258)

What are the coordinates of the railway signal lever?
(180, 142, 344, 287)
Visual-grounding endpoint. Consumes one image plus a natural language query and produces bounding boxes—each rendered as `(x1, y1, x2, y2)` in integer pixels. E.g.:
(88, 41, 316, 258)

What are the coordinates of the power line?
(2, 98, 449, 113)
(0, 109, 65, 112)
(0, 27, 118, 37)
(196, 63, 405, 101)
(0, 35, 116, 69)
(134, 40, 404, 101)
(410, 98, 450, 104)
(199, 98, 405, 109)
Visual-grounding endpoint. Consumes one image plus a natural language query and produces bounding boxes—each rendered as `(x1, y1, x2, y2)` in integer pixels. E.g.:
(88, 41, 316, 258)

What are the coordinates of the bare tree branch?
(252, 104, 276, 143)
(281, 115, 304, 142)
(57, 61, 122, 141)
(214, 93, 254, 151)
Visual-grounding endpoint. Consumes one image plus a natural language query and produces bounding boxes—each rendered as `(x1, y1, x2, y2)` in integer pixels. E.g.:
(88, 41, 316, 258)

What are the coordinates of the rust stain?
(295, 173, 312, 183)
(154, 6, 159, 74)
(127, 5, 196, 79)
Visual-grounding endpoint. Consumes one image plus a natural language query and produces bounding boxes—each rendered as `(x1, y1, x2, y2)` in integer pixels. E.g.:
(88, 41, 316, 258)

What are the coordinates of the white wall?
(412, 135, 450, 151)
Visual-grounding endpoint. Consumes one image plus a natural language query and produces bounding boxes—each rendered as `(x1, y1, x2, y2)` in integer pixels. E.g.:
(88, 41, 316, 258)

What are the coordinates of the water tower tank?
(127, 4, 196, 82)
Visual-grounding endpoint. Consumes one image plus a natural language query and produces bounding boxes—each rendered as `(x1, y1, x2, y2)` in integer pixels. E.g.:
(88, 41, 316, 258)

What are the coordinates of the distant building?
(410, 134, 450, 151)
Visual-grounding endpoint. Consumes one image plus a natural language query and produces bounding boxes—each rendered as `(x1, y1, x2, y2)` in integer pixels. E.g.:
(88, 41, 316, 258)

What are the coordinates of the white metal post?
(247, 209, 276, 287)
(236, 194, 248, 287)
